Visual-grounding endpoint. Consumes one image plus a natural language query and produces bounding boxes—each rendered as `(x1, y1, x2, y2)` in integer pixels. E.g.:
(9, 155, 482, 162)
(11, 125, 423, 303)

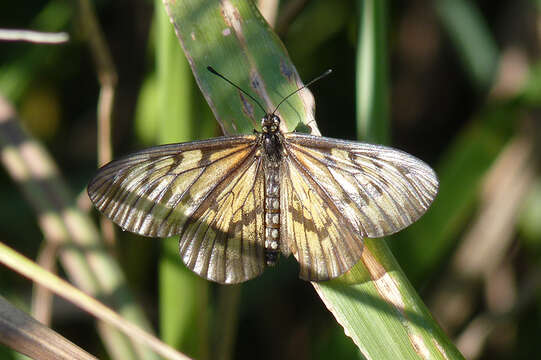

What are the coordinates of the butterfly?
(87, 67, 438, 284)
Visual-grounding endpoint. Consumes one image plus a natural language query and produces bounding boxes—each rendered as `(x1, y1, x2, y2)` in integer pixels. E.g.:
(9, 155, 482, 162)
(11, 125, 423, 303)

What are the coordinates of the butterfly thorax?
(260, 114, 283, 266)
(260, 114, 283, 163)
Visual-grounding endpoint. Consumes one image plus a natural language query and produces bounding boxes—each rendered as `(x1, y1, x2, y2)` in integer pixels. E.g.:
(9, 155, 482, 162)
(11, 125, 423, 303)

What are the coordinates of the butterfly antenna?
(207, 66, 267, 115)
(272, 69, 332, 114)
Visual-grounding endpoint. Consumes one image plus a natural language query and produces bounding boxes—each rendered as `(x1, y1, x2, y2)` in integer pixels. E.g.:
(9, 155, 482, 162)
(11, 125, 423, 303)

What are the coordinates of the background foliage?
(1, 0, 540, 359)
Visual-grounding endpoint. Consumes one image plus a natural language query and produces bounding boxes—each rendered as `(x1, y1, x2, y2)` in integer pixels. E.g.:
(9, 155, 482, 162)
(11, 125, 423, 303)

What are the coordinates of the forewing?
(88, 135, 266, 283)
(282, 133, 438, 281)
(284, 133, 438, 238)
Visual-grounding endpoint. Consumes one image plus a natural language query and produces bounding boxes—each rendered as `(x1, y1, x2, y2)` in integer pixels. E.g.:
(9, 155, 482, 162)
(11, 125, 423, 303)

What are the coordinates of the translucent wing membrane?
(281, 133, 438, 280)
(284, 133, 438, 238)
(281, 161, 364, 281)
(88, 135, 266, 283)
(179, 150, 266, 283)
(88, 129, 438, 283)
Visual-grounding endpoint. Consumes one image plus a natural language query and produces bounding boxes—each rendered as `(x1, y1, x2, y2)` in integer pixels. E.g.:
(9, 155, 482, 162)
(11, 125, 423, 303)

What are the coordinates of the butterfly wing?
(281, 160, 364, 280)
(282, 133, 438, 281)
(88, 135, 266, 283)
(178, 147, 266, 283)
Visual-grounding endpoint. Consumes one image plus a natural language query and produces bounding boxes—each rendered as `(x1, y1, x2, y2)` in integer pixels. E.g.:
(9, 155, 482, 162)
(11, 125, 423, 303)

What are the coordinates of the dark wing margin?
(87, 135, 266, 283)
(282, 133, 438, 281)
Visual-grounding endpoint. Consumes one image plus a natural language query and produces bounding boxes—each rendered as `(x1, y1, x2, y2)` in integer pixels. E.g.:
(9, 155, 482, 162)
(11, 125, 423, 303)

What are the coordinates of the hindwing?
(281, 159, 364, 281)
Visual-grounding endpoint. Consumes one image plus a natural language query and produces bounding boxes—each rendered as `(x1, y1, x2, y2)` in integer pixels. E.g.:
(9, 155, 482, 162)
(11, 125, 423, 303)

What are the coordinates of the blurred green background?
(1, 0, 541, 359)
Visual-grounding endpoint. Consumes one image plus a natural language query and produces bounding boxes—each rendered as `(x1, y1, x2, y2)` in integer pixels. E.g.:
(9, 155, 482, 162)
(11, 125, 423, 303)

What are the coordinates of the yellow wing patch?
(281, 159, 363, 281)
(180, 155, 265, 283)
(280, 133, 438, 281)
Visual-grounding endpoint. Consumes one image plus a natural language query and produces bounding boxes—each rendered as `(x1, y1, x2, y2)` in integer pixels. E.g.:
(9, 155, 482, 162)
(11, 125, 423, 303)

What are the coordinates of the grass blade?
(161, 1, 463, 358)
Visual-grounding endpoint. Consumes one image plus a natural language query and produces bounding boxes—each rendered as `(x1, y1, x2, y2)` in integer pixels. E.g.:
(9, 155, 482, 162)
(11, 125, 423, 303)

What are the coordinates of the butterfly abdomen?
(264, 160, 281, 266)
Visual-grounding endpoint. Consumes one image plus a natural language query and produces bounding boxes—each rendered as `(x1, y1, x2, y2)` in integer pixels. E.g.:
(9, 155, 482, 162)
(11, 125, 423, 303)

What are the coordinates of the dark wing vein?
(281, 154, 364, 281)
(281, 133, 438, 281)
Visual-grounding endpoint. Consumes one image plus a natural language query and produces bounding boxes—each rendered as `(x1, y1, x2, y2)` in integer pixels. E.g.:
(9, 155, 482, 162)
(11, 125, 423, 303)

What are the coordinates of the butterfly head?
(261, 114, 281, 135)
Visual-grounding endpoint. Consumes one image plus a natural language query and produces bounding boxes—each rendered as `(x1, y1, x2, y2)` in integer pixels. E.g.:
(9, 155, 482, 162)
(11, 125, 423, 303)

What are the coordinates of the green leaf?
(163, 0, 319, 135)
(0, 1, 72, 101)
(314, 239, 461, 358)
(312, 1, 462, 358)
(356, 0, 389, 144)
(154, 2, 210, 358)
(0, 95, 158, 360)
(435, 0, 499, 91)
(161, 0, 463, 358)
(393, 106, 516, 281)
